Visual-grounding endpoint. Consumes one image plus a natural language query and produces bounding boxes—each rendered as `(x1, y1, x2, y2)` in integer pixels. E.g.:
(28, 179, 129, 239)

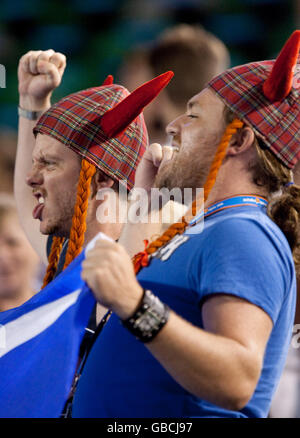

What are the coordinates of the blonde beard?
(154, 149, 213, 199)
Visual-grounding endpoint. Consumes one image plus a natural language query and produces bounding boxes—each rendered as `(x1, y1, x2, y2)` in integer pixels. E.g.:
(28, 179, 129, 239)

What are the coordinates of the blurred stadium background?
(0, 0, 298, 131)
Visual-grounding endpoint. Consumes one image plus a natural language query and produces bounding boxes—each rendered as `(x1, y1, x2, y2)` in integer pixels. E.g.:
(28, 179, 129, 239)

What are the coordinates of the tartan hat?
(208, 30, 300, 169)
(34, 72, 174, 190)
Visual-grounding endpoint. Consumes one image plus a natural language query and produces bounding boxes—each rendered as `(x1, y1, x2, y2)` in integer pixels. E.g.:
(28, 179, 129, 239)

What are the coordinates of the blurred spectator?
(269, 163, 300, 418)
(269, 345, 300, 418)
(0, 129, 17, 193)
(0, 194, 41, 312)
(269, 278, 300, 418)
(119, 24, 230, 143)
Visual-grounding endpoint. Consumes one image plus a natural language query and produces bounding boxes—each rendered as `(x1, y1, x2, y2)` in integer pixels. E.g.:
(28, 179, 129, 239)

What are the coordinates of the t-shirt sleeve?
(196, 216, 293, 325)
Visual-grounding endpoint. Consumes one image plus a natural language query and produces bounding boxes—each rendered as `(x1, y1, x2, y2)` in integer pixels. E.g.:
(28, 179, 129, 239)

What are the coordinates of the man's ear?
(90, 170, 115, 198)
(226, 126, 255, 157)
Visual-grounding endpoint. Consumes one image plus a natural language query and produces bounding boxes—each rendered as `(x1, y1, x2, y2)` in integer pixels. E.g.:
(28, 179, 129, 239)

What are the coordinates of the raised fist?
(134, 143, 174, 193)
(18, 49, 66, 111)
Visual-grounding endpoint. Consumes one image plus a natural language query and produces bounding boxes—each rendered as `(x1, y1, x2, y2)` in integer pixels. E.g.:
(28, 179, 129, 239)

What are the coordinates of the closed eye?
(39, 158, 57, 166)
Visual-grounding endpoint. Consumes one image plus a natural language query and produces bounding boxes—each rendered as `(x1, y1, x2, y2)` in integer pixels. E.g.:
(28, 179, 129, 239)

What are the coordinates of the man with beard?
(71, 31, 300, 418)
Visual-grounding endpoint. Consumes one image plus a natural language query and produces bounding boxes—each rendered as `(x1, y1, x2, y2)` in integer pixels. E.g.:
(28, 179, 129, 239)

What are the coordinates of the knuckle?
(149, 142, 161, 150)
(55, 52, 66, 60)
(31, 50, 42, 58)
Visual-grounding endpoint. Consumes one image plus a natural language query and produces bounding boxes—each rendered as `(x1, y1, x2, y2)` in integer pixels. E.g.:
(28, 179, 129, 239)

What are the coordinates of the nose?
(166, 118, 179, 137)
(166, 112, 186, 137)
(26, 165, 43, 188)
(166, 114, 185, 148)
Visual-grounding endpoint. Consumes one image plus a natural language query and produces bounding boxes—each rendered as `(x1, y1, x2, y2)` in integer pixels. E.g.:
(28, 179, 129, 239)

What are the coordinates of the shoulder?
(201, 207, 291, 257)
(194, 208, 295, 320)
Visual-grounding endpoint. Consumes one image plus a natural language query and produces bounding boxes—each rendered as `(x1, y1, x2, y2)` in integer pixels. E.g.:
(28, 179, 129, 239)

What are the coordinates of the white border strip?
(0, 289, 81, 358)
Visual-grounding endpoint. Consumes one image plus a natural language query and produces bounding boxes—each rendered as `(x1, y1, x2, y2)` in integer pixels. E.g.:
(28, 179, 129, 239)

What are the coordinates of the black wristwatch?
(121, 290, 170, 343)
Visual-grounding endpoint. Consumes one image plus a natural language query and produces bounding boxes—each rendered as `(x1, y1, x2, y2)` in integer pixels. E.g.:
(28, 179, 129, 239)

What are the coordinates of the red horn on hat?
(102, 75, 114, 86)
(100, 71, 174, 138)
(263, 30, 300, 101)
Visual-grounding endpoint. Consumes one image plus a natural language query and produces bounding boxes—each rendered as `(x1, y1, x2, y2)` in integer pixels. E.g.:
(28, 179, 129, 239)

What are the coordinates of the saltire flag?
(0, 232, 110, 418)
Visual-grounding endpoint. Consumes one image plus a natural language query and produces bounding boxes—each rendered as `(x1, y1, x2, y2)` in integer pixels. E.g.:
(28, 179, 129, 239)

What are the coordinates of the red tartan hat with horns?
(34, 71, 174, 189)
(208, 30, 300, 169)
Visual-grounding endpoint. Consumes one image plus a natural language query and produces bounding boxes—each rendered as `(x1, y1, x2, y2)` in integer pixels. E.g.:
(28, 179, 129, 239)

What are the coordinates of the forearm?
(14, 98, 50, 262)
(14, 116, 36, 213)
(145, 310, 260, 411)
(15, 94, 50, 214)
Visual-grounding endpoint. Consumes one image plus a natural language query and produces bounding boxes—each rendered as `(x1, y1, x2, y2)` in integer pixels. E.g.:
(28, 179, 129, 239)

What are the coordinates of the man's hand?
(81, 240, 144, 320)
(18, 49, 66, 111)
(134, 143, 174, 193)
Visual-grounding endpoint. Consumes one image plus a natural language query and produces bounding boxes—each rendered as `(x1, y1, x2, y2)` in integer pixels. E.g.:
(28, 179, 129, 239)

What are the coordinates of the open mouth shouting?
(32, 192, 45, 220)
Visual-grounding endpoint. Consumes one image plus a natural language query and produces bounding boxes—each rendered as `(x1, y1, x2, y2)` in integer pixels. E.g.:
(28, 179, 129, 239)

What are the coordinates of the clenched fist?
(134, 143, 174, 194)
(81, 239, 144, 320)
(18, 49, 66, 111)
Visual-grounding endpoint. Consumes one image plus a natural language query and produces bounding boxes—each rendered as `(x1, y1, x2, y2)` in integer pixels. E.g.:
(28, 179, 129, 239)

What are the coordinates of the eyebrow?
(187, 100, 200, 111)
(33, 153, 61, 163)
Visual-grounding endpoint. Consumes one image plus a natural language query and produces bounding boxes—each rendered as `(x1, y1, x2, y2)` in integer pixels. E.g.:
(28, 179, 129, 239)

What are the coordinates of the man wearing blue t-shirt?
(72, 31, 300, 418)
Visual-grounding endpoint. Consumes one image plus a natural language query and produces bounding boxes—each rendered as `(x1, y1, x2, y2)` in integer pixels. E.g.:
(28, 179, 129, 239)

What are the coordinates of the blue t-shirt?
(72, 205, 296, 418)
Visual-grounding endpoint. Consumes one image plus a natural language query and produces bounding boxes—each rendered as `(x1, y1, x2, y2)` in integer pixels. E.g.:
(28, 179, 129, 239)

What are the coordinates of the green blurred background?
(0, 0, 298, 131)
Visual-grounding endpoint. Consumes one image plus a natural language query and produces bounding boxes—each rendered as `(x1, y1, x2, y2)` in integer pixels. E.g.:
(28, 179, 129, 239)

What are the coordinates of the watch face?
(123, 290, 169, 342)
(137, 309, 161, 334)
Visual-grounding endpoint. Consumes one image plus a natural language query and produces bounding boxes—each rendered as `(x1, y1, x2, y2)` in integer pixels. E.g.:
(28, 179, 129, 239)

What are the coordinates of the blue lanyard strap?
(189, 195, 268, 227)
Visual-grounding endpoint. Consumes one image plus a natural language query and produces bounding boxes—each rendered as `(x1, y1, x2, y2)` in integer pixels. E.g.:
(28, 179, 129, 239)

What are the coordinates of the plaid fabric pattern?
(208, 60, 300, 169)
(34, 85, 147, 190)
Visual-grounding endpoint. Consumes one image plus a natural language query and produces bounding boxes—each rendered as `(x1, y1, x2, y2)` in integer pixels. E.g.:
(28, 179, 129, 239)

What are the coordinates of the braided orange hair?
(42, 159, 96, 287)
(133, 118, 243, 273)
(63, 160, 96, 269)
(42, 236, 65, 288)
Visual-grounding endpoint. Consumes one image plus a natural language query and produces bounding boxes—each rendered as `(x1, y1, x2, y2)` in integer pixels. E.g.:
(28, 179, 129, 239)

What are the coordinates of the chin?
(40, 222, 58, 237)
(155, 175, 179, 191)
(39, 222, 51, 236)
(42, 222, 70, 238)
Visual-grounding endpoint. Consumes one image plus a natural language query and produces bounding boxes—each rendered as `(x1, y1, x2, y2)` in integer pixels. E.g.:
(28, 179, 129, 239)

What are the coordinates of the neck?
(83, 192, 127, 245)
(83, 221, 124, 246)
(184, 173, 268, 223)
(204, 165, 268, 209)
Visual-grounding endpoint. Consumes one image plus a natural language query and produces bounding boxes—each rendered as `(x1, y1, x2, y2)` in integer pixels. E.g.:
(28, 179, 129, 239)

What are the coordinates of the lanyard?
(189, 195, 268, 227)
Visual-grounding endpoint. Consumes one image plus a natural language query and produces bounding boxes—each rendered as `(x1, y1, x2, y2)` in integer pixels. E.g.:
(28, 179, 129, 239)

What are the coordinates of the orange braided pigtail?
(133, 118, 244, 274)
(63, 159, 97, 269)
(42, 236, 65, 288)
(202, 119, 244, 205)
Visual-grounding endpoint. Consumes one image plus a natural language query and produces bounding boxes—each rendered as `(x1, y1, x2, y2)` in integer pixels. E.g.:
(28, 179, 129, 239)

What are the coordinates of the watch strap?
(18, 106, 44, 121)
(121, 289, 170, 343)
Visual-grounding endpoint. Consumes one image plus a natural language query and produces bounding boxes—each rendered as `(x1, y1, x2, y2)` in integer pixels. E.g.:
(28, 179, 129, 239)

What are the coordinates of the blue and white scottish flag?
(0, 232, 110, 418)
